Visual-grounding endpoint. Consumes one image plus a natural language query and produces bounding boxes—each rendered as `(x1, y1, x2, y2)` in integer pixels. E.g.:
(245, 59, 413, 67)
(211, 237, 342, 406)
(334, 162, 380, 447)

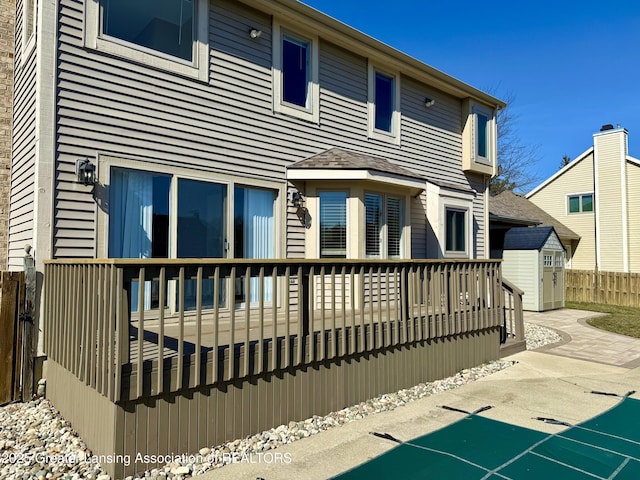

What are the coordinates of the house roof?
(242, 0, 505, 109)
(287, 148, 426, 191)
(490, 190, 580, 241)
(503, 226, 563, 251)
(526, 147, 594, 198)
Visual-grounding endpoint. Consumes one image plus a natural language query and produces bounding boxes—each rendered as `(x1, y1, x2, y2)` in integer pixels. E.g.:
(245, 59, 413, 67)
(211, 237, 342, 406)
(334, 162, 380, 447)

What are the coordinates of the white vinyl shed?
(501, 226, 565, 312)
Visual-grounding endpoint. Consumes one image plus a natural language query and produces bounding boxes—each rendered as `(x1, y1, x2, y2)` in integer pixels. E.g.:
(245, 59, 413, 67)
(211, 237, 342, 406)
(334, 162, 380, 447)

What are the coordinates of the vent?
(600, 124, 614, 131)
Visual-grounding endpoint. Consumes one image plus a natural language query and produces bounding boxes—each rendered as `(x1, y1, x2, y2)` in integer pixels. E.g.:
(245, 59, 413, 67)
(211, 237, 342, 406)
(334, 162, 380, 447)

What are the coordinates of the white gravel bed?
(524, 322, 562, 350)
(0, 323, 561, 480)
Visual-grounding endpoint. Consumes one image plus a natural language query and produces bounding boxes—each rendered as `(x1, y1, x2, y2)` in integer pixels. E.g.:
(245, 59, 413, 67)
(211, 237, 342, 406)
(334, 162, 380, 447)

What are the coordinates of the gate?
(0, 272, 25, 404)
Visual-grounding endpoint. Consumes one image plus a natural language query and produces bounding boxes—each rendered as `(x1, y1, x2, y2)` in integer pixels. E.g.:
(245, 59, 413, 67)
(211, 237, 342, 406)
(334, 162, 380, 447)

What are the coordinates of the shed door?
(542, 250, 564, 310)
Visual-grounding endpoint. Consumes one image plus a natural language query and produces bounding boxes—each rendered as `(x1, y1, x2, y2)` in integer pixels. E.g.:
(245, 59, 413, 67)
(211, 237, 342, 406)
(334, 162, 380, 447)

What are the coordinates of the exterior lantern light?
(76, 158, 96, 186)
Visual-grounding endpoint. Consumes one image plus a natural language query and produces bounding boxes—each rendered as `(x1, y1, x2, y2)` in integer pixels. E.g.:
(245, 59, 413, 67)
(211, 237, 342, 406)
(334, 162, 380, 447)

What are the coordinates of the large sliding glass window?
(234, 187, 275, 303)
(109, 167, 278, 312)
(101, 0, 195, 61)
(177, 179, 227, 310)
(319, 192, 347, 258)
(109, 168, 171, 311)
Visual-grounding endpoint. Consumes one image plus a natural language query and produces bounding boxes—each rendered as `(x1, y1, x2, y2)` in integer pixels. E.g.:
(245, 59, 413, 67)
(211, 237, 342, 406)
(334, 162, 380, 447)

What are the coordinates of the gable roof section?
(526, 147, 594, 198)
(287, 148, 426, 191)
(503, 226, 562, 251)
(490, 190, 580, 240)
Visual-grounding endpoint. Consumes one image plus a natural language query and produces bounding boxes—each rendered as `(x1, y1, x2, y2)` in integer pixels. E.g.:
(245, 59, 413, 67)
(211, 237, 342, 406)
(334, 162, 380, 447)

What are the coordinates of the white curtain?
(244, 189, 274, 303)
(110, 169, 153, 311)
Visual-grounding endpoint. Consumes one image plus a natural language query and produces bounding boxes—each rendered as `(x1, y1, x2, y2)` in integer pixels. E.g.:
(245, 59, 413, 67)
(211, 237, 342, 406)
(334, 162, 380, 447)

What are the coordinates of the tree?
(489, 92, 541, 196)
(560, 154, 571, 170)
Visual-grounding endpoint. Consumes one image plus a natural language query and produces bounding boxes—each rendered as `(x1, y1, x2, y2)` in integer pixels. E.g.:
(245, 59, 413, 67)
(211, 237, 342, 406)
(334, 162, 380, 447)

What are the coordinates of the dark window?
(477, 113, 488, 158)
(446, 209, 466, 252)
(568, 194, 594, 213)
(374, 72, 394, 132)
(320, 191, 347, 258)
(282, 35, 310, 108)
(102, 0, 194, 61)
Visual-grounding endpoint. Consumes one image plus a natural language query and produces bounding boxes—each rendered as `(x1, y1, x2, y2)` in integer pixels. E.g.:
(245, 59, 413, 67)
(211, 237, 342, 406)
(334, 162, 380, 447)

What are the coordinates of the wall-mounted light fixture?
(291, 191, 304, 208)
(424, 97, 436, 108)
(76, 158, 96, 186)
(249, 28, 262, 39)
(290, 190, 311, 228)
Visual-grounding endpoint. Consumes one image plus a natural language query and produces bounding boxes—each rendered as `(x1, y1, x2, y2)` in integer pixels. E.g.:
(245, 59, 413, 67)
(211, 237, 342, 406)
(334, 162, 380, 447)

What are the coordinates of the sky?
(302, 0, 640, 190)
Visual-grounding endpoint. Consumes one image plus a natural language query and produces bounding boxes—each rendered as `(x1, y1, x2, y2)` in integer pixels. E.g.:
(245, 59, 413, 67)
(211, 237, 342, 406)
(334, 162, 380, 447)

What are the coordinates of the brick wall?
(0, 0, 14, 270)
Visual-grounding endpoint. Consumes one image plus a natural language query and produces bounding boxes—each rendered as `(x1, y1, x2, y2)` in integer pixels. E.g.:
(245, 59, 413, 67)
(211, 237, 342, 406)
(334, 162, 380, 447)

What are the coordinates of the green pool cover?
(333, 396, 640, 480)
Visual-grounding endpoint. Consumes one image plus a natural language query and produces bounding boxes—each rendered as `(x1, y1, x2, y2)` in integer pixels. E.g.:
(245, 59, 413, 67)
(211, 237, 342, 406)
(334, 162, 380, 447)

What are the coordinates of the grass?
(566, 301, 640, 339)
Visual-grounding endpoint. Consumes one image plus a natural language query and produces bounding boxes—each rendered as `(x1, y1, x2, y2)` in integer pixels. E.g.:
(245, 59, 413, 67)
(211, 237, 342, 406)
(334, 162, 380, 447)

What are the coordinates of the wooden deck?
(42, 258, 521, 478)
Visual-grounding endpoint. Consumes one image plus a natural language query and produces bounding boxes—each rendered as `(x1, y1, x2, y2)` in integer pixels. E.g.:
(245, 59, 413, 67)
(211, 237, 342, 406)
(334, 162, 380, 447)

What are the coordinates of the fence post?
(21, 247, 37, 399)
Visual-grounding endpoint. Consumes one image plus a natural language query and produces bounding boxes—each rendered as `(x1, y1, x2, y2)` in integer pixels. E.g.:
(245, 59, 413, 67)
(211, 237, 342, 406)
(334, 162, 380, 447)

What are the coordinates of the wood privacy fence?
(0, 272, 25, 405)
(43, 258, 507, 477)
(565, 269, 640, 307)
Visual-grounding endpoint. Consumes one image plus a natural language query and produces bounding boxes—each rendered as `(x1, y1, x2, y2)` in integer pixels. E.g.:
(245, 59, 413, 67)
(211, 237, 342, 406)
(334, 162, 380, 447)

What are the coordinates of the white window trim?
(272, 20, 320, 123)
(367, 63, 401, 144)
(566, 191, 594, 214)
(472, 104, 494, 166)
(21, 0, 37, 60)
(84, 0, 209, 82)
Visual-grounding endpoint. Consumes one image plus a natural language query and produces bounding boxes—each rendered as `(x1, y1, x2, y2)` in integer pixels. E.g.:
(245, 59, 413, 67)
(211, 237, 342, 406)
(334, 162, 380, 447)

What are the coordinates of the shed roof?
(503, 226, 564, 251)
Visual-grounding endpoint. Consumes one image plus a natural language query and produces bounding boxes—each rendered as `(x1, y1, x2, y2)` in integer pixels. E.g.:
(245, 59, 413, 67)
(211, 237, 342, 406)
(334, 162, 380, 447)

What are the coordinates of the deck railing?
(501, 277, 525, 344)
(43, 259, 504, 402)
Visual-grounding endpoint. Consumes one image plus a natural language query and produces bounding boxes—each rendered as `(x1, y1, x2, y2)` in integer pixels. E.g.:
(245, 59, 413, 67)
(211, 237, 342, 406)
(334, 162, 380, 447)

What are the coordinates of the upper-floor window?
(85, 0, 209, 81)
(368, 65, 400, 144)
(568, 193, 593, 213)
(462, 100, 496, 175)
(473, 106, 492, 165)
(102, 0, 194, 61)
(273, 22, 319, 123)
(282, 35, 310, 108)
(365, 193, 403, 259)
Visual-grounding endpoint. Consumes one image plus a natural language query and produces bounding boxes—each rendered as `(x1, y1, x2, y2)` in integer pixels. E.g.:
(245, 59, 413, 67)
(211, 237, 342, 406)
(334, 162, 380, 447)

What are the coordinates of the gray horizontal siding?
(8, 0, 37, 269)
(468, 175, 486, 258)
(53, 0, 486, 259)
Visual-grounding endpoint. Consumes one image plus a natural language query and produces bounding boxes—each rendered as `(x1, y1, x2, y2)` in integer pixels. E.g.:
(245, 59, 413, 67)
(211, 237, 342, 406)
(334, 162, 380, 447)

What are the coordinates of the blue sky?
(302, 0, 640, 189)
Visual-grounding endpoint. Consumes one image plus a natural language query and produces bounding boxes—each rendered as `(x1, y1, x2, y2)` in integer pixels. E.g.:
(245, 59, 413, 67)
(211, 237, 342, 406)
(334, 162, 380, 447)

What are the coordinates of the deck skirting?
(46, 328, 499, 478)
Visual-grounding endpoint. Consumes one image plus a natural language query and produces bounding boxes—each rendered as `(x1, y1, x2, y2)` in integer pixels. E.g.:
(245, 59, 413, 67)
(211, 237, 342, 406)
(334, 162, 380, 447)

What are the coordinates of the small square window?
(582, 194, 593, 212)
(569, 196, 580, 213)
(446, 208, 466, 253)
(101, 0, 195, 61)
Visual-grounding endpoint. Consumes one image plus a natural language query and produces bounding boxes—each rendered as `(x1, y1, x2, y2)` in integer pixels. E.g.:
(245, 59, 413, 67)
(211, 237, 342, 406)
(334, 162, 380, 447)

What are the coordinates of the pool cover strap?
(334, 397, 640, 480)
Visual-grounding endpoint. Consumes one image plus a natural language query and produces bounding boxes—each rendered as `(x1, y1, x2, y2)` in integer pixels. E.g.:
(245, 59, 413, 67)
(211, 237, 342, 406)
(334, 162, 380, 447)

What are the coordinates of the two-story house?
(9, 0, 508, 476)
(527, 125, 640, 273)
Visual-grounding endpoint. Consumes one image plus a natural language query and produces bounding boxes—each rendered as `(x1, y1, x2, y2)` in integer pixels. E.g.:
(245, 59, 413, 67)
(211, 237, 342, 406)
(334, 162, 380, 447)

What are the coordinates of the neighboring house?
(527, 125, 640, 272)
(0, 0, 15, 271)
(9, 0, 504, 347)
(489, 190, 580, 259)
